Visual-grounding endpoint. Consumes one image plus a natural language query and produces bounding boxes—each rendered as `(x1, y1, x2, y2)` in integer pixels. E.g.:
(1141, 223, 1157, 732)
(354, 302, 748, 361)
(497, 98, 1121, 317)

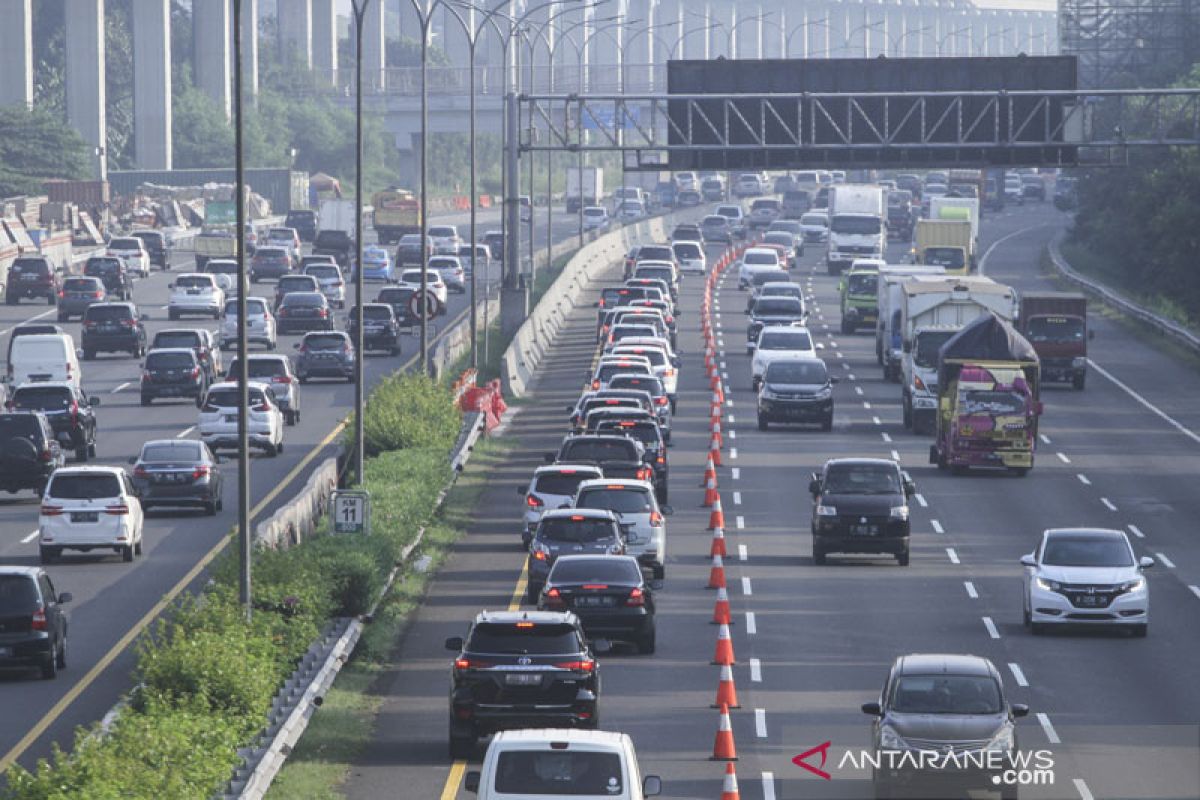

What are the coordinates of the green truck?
(838, 259, 884, 334)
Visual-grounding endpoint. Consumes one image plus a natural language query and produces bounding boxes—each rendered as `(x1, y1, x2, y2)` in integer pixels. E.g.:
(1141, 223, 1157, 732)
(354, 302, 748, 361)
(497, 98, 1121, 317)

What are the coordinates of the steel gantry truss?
(520, 89, 1200, 167)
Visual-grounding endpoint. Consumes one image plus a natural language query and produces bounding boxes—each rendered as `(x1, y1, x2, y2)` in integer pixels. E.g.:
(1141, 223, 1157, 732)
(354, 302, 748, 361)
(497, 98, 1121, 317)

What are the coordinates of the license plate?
(851, 525, 877, 536)
(21, 274, 37, 282)
(71, 512, 99, 523)
(224, 414, 238, 423)
(1076, 595, 1102, 607)
(504, 673, 542, 686)
(575, 595, 614, 607)
(187, 289, 200, 295)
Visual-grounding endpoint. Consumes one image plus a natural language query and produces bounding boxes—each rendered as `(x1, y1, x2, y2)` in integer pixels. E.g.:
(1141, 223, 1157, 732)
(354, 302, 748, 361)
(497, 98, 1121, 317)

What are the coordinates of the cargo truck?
(193, 226, 238, 269)
(899, 277, 1017, 434)
(371, 188, 420, 244)
(930, 313, 1042, 476)
(838, 259, 884, 334)
(929, 196, 980, 258)
(566, 166, 605, 213)
(1017, 292, 1090, 389)
(913, 218, 972, 275)
(826, 184, 886, 275)
(876, 265, 948, 379)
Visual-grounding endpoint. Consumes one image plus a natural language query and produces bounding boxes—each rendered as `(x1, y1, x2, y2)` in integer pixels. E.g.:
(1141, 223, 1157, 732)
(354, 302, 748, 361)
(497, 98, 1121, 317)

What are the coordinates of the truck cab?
(838, 260, 882, 334)
(826, 184, 886, 275)
(1017, 292, 1090, 389)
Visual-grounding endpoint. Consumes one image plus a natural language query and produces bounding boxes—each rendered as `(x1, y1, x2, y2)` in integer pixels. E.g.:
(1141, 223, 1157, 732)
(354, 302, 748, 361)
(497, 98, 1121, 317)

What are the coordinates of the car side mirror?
(444, 636, 464, 652)
(903, 480, 916, 497)
(1020, 554, 1037, 568)
(830, 376, 840, 385)
(861, 702, 882, 716)
(89, 397, 100, 406)
(808, 476, 821, 496)
(643, 776, 662, 797)
(648, 579, 664, 591)
(292, 343, 300, 349)
(543, 453, 555, 463)
(1139, 556, 1155, 569)
(464, 771, 480, 793)
(661, 504, 674, 516)
(127, 456, 137, 465)
(592, 638, 613, 655)
(76, 349, 84, 359)
(1011, 703, 1030, 718)
(58, 592, 73, 604)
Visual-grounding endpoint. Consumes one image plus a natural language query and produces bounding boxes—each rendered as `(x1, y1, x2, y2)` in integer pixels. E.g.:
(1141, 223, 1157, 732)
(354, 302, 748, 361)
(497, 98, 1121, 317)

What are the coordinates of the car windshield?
(634, 267, 672, 284)
(109, 239, 140, 250)
(86, 259, 121, 273)
(914, 331, 957, 369)
(607, 376, 662, 395)
(639, 247, 672, 260)
(48, 473, 121, 499)
(86, 306, 133, 321)
(847, 274, 878, 294)
(12, 387, 71, 410)
(153, 332, 200, 349)
(759, 331, 812, 351)
(891, 675, 1003, 715)
(428, 227, 455, 237)
(673, 243, 701, 259)
(1026, 316, 1085, 343)
(744, 252, 778, 266)
(538, 518, 617, 543)
(175, 276, 211, 289)
(597, 421, 659, 447)
(354, 306, 393, 321)
(303, 334, 347, 350)
(282, 293, 324, 307)
(315, 231, 350, 246)
(534, 472, 596, 496)
(64, 278, 99, 291)
(146, 352, 195, 369)
(1042, 535, 1134, 567)
(764, 234, 792, 247)
(561, 440, 637, 462)
(925, 248, 966, 269)
(597, 363, 650, 382)
(830, 216, 882, 234)
(207, 261, 238, 275)
(610, 326, 656, 342)
(306, 265, 339, 279)
(584, 209, 605, 218)
(141, 442, 202, 462)
(801, 215, 828, 227)
(279, 277, 316, 290)
(823, 464, 900, 494)
(613, 349, 665, 367)
(960, 390, 1026, 416)
(378, 289, 416, 304)
(703, 216, 727, 227)
(228, 358, 286, 378)
(229, 299, 267, 315)
(549, 558, 642, 584)
(493, 751, 623, 795)
(755, 299, 803, 316)
(762, 286, 801, 299)
(429, 259, 458, 270)
(466, 623, 581, 655)
(576, 488, 652, 514)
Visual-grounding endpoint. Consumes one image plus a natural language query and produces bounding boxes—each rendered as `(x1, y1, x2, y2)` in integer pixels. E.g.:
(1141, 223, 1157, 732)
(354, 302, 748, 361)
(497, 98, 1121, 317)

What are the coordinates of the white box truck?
(566, 166, 605, 213)
(898, 276, 1017, 433)
(826, 184, 887, 275)
(876, 265, 949, 380)
(929, 196, 980, 267)
(318, 198, 356, 235)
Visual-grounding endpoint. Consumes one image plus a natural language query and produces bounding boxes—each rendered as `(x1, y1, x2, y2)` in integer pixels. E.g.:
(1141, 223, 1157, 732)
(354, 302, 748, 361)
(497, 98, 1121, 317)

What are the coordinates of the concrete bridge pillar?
(66, 0, 108, 179)
(0, 0, 33, 108)
(362, 0, 387, 92)
(278, 0, 313, 69)
(132, 0, 172, 169)
(241, 0, 259, 101)
(312, 0, 338, 87)
(194, 0, 231, 118)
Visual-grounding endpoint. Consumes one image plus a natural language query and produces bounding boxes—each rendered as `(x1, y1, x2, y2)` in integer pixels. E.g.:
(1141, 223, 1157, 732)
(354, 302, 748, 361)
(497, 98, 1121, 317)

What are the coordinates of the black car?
(670, 224, 702, 242)
(312, 229, 354, 268)
(57, 276, 107, 321)
(273, 274, 322, 311)
(595, 418, 668, 502)
(809, 458, 915, 566)
(568, 390, 655, 431)
(129, 438, 223, 515)
(445, 610, 602, 758)
(0, 412, 65, 494)
(140, 348, 206, 406)
(483, 231, 504, 260)
(0, 567, 71, 679)
(5, 257, 59, 305)
(276, 291, 334, 334)
(150, 328, 222, 384)
(548, 433, 652, 485)
(7, 383, 99, 462)
(130, 230, 169, 269)
(250, 246, 292, 282)
(375, 286, 422, 327)
(346, 303, 402, 355)
(83, 256, 133, 300)
(539, 555, 657, 653)
(525, 509, 625, 601)
(747, 295, 806, 349)
(863, 654, 1029, 800)
(81, 302, 148, 359)
(284, 209, 318, 242)
(757, 358, 836, 431)
(294, 331, 355, 382)
(394, 235, 433, 268)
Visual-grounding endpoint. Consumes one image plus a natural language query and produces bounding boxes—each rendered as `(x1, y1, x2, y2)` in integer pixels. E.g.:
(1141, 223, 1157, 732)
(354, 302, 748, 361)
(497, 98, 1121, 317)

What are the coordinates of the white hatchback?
(303, 262, 346, 308)
(671, 240, 706, 274)
(39, 466, 144, 563)
(168, 273, 225, 320)
(751, 326, 818, 390)
(398, 269, 449, 307)
(198, 381, 284, 456)
(427, 256, 466, 293)
(737, 247, 784, 289)
(220, 296, 276, 350)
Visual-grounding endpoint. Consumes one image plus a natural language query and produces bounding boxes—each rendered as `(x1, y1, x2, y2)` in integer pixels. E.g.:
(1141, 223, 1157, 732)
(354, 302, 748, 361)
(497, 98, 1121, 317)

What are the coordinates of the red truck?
(1017, 293, 1090, 390)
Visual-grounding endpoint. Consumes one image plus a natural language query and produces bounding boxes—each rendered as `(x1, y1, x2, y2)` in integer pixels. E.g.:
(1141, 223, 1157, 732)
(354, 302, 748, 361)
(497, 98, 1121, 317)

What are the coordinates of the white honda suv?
(751, 325, 817, 391)
(198, 381, 284, 456)
(168, 273, 225, 320)
(1021, 528, 1153, 637)
(39, 466, 144, 563)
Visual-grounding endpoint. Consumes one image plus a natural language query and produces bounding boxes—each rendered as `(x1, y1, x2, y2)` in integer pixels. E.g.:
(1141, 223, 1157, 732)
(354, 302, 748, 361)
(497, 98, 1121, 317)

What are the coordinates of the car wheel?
(169, 308, 179, 320)
(821, 415, 833, 432)
(757, 415, 768, 431)
(56, 635, 66, 669)
(47, 294, 55, 306)
(1023, 602, 1031, 627)
(204, 500, 218, 516)
(896, 549, 910, 567)
(82, 349, 95, 361)
(75, 444, 88, 463)
(902, 399, 912, 429)
(57, 311, 68, 322)
(134, 537, 143, 556)
(840, 318, 854, 335)
(276, 440, 283, 454)
(1132, 623, 1148, 638)
(39, 546, 58, 564)
(88, 439, 96, 458)
(298, 375, 308, 384)
(40, 644, 58, 679)
(285, 410, 296, 426)
(5, 294, 16, 305)
(141, 394, 152, 406)
(636, 621, 657, 654)
(525, 582, 541, 605)
(122, 545, 134, 563)
(813, 546, 827, 566)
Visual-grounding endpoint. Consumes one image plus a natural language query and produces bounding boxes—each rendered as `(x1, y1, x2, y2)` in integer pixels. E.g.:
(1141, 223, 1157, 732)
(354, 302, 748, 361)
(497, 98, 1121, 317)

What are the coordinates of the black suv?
(81, 302, 147, 358)
(140, 348, 206, 406)
(548, 433, 651, 484)
(0, 567, 71, 679)
(150, 328, 222, 384)
(5, 257, 59, 305)
(747, 295, 806, 349)
(7, 383, 99, 462)
(83, 256, 134, 300)
(346, 303, 402, 354)
(0, 412, 65, 494)
(276, 291, 334, 334)
(757, 358, 836, 431)
(595, 418, 668, 502)
(284, 209, 318, 242)
(375, 286, 421, 327)
(809, 458, 916, 566)
(130, 230, 169, 269)
(312, 229, 354, 268)
(445, 610, 602, 758)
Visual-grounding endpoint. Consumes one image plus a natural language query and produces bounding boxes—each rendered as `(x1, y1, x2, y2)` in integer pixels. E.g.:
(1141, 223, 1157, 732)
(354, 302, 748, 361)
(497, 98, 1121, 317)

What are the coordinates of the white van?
(465, 730, 662, 799)
(6, 333, 82, 389)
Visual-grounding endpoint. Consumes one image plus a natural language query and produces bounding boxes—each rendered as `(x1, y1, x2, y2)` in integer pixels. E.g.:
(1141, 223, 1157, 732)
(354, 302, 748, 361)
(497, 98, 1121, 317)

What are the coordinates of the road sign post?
(332, 489, 371, 535)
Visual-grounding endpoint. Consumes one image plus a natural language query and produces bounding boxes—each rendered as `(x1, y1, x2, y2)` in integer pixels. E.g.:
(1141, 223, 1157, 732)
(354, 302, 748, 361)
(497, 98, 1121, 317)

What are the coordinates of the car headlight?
(1119, 576, 1146, 593)
(1035, 576, 1062, 592)
(986, 724, 1015, 753)
(816, 504, 837, 516)
(1071, 357, 1087, 368)
(879, 725, 908, 751)
(816, 386, 833, 399)
(889, 506, 909, 520)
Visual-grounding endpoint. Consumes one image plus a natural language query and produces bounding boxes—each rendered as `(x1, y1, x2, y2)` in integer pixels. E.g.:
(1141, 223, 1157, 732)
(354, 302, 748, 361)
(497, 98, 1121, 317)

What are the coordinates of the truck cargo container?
(566, 167, 605, 213)
(876, 265, 949, 378)
(914, 219, 973, 275)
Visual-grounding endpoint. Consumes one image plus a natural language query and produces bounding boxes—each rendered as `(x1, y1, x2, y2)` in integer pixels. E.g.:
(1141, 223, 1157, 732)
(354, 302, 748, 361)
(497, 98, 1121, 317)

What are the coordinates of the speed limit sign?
(407, 290, 441, 320)
(332, 490, 371, 535)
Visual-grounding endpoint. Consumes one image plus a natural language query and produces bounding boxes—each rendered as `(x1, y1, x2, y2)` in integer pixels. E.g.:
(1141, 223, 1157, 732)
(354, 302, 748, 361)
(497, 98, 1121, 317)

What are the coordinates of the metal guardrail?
(1048, 235, 1200, 355)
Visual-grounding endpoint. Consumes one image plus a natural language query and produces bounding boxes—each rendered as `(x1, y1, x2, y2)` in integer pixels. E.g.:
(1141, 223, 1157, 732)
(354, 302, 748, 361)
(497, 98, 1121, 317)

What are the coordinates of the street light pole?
(233, 0, 251, 620)
(351, 0, 369, 482)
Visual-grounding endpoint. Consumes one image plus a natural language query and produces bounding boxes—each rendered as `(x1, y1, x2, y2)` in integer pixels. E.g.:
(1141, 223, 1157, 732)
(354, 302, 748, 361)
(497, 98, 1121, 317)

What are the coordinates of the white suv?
(106, 237, 150, 278)
(751, 326, 818, 390)
(220, 297, 276, 350)
(198, 381, 284, 456)
(39, 466, 144, 563)
(168, 273, 225, 320)
(427, 225, 461, 255)
(303, 262, 347, 309)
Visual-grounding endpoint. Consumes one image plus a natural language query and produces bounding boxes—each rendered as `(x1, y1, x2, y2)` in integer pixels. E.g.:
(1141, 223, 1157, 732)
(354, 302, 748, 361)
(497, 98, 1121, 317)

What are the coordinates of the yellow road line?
(0, 419, 349, 775)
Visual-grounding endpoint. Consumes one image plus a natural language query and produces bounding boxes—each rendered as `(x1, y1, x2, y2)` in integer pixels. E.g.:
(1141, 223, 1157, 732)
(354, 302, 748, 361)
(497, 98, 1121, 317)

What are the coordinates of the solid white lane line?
(1100, 497, 1118, 512)
(746, 612, 757, 635)
(730, 447, 738, 459)
(1056, 452, 1071, 464)
(890, 450, 901, 461)
(855, 386, 864, 396)
(930, 519, 944, 534)
(732, 467, 740, 480)
(750, 658, 763, 682)
(111, 382, 131, 394)
(946, 548, 960, 564)
(1039, 433, 1052, 445)
(1128, 524, 1145, 539)
(736, 515, 745, 529)
(1073, 778, 1095, 800)
(21, 530, 39, 544)
(741, 576, 752, 596)
(176, 425, 196, 438)
(914, 493, 928, 507)
(755, 709, 768, 738)
(1008, 662, 1030, 687)
(1077, 474, 1091, 485)
(733, 492, 742, 505)
(1155, 552, 1176, 568)
(983, 617, 1000, 639)
(761, 772, 776, 800)
(964, 581, 978, 599)
(1037, 713, 1061, 744)
(1189, 585, 1200, 600)
(1087, 358, 1200, 446)
(738, 544, 748, 562)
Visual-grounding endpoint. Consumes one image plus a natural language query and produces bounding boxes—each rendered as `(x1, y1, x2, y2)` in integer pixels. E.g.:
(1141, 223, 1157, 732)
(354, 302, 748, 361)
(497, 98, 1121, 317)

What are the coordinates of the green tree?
(0, 106, 89, 197)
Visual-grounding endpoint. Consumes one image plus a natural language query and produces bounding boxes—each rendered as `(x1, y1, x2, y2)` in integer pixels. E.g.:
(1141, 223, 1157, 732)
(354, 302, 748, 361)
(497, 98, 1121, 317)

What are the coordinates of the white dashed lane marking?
(741, 576, 753, 596)
(946, 548, 960, 564)
(746, 612, 757, 635)
(914, 493, 927, 508)
(1128, 524, 1145, 539)
(755, 709, 768, 738)
(1008, 663, 1029, 687)
(1073, 778, 1095, 800)
(964, 581, 978, 599)
(737, 544, 748, 562)
(1077, 474, 1091, 485)
(1155, 552, 1176, 568)
(735, 515, 745, 529)
(930, 520, 944, 534)
(983, 617, 1000, 639)
(1037, 713, 1061, 744)
(21, 530, 39, 544)
(750, 658, 763, 682)
(1100, 497, 1117, 511)
(1056, 452, 1071, 464)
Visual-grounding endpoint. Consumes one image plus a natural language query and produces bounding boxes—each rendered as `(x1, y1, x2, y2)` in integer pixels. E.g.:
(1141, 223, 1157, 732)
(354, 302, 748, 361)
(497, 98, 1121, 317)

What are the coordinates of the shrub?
(350, 373, 460, 456)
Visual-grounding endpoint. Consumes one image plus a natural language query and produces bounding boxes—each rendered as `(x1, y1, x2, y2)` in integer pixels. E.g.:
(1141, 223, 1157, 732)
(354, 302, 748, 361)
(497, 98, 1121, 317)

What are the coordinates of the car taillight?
(655, 396, 669, 406)
(93, 290, 104, 298)
(526, 494, 543, 508)
(192, 465, 210, 479)
(40, 449, 54, 463)
(454, 657, 492, 671)
(252, 403, 268, 412)
(31, 607, 47, 631)
(272, 375, 292, 384)
(83, 320, 97, 328)
(554, 659, 595, 672)
(625, 588, 645, 607)
(120, 319, 136, 327)
(543, 587, 566, 608)
(318, 308, 329, 318)
(105, 504, 130, 515)
(656, 454, 665, 465)
(532, 549, 548, 561)
(57, 290, 65, 298)
(637, 467, 652, 481)
(40, 504, 64, 516)
(69, 400, 79, 424)
(133, 465, 149, 478)
(591, 380, 600, 390)
(650, 511, 663, 526)
(190, 367, 201, 379)
(277, 308, 287, 316)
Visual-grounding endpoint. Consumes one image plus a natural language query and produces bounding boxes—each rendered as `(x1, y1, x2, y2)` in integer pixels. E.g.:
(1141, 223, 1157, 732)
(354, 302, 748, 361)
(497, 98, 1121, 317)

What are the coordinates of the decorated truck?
(930, 313, 1042, 476)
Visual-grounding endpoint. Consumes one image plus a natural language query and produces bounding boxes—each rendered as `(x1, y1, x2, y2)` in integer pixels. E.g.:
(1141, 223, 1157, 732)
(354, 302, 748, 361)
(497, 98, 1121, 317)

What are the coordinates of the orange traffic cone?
(711, 584, 732, 624)
(712, 419, 723, 448)
(713, 664, 740, 708)
(710, 525, 727, 557)
(707, 553, 727, 589)
(699, 453, 716, 487)
(710, 436, 723, 467)
(704, 475, 720, 508)
(708, 497, 726, 530)
(720, 762, 741, 798)
(711, 704, 738, 761)
(713, 623, 736, 665)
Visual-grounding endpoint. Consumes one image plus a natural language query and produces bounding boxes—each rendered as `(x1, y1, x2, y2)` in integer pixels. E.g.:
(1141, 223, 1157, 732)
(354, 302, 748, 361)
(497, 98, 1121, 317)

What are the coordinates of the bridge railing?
(299, 64, 666, 97)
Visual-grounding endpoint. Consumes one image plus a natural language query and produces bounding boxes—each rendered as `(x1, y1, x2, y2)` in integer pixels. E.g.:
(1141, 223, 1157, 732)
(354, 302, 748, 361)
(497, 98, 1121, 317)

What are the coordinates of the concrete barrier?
(253, 456, 339, 550)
